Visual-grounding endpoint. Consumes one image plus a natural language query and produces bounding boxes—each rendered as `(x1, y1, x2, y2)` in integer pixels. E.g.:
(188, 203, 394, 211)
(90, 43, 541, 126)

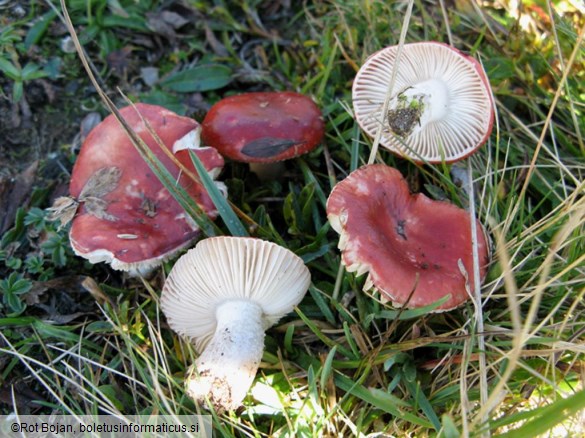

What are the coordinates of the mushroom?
(326, 164, 490, 311)
(50, 103, 225, 276)
(201, 91, 325, 179)
(352, 42, 494, 163)
(160, 236, 310, 411)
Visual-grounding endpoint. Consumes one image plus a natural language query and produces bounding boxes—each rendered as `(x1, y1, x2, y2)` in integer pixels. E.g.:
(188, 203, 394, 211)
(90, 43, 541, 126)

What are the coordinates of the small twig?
(438, 0, 453, 46)
(467, 160, 490, 436)
(322, 141, 337, 190)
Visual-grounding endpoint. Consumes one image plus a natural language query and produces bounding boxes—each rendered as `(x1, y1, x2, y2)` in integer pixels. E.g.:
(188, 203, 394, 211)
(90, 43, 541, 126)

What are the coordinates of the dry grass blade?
(366, 0, 414, 165)
(504, 22, 585, 236)
(3, 1, 582, 436)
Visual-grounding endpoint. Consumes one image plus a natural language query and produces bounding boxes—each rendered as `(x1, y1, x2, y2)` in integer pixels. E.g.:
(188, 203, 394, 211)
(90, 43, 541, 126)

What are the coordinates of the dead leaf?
(79, 166, 122, 199)
(204, 23, 229, 57)
(46, 196, 78, 229)
(106, 46, 134, 78)
(48, 167, 121, 226)
(0, 161, 38, 235)
(43, 312, 88, 324)
(161, 10, 190, 29)
(241, 138, 306, 158)
(146, 12, 177, 42)
(83, 196, 118, 221)
(81, 276, 114, 307)
(26, 275, 88, 305)
(80, 112, 102, 143)
(140, 67, 159, 87)
(0, 383, 47, 412)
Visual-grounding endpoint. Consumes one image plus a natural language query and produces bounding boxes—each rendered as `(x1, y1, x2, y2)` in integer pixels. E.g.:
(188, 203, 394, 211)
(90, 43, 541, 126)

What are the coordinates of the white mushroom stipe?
(186, 300, 265, 411)
(389, 78, 449, 131)
(161, 236, 311, 412)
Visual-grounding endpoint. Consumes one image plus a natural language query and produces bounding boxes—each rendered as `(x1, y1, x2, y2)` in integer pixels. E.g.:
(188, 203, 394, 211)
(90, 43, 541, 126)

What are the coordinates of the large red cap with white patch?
(201, 91, 324, 164)
(69, 103, 225, 275)
(326, 164, 490, 311)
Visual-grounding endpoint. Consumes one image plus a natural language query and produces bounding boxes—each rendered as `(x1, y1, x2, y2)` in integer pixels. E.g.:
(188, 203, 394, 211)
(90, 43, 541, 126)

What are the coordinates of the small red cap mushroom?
(67, 103, 225, 275)
(326, 164, 490, 311)
(201, 91, 324, 164)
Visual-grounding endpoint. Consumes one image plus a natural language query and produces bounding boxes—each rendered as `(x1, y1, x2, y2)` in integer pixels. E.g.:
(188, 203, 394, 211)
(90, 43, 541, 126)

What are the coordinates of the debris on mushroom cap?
(161, 236, 311, 411)
(326, 164, 490, 311)
(352, 42, 494, 163)
(66, 103, 225, 275)
(201, 91, 325, 164)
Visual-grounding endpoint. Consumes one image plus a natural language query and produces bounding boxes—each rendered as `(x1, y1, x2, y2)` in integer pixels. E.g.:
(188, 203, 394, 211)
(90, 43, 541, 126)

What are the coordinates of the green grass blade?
(494, 389, 585, 438)
(295, 306, 355, 359)
(351, 124, 361, 172)
(132, 141, 218, 237)
(308, 285, 337, 325)
(189, 150, 249, 237)
(319, 345, 337, 391)
(374, 295, 451, 321)
(403, 378, 442, 431)
(334, 373, 433, 427)
(298, 159, 328, 208)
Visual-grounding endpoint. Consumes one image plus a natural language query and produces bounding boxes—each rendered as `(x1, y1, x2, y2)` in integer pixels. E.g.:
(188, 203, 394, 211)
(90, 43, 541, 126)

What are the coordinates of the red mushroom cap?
(326, 164, 490, 311)
(69, 103, 225, 275)
(201, 91, 324, 164)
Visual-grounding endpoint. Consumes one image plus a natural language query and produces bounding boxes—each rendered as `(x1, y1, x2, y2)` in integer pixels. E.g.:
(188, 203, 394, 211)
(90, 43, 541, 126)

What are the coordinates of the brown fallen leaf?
(106, 46, 134, 78)
(47, 166, 121, 228)
(81, 276, 114, 307)
(46, 196, 78, 229)
(25, 275, 88, 306)
(146, 12, 177, 43)
(0, 382, 47, 413)
(0, 160, 38, 235)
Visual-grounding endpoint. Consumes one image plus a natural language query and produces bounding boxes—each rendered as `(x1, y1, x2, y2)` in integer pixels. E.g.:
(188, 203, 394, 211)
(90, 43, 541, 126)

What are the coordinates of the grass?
(0, 0, 584, 436)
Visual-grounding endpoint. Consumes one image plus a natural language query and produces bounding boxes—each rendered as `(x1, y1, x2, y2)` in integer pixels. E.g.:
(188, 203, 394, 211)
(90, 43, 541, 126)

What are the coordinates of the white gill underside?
(160, 237, 311, 351)
(172, 127, 202, 153)
(352, 43, 492, 162)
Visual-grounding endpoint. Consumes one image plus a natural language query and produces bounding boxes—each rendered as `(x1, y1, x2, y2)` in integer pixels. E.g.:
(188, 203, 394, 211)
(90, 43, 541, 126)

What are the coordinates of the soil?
(0, 79, 82, 234)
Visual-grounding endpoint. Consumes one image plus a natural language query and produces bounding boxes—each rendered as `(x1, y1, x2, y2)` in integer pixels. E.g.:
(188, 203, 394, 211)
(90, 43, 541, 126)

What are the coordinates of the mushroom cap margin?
(160, 236, 311, 351)
(326, 164, 490, 311)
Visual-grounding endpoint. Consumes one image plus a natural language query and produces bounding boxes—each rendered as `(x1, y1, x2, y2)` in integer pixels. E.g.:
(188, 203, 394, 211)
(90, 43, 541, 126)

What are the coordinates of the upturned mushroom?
(49, 103, 225, 276)
(201, 91, 325, 179)
(352, 42, 494, 163)
(326, 164, 490, 311)
(160, 236, 310, 411)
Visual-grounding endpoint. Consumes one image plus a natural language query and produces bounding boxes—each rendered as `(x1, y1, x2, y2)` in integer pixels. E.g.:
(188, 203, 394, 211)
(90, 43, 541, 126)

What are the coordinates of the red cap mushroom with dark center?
(201, 91, 324, 173)
(67, 103, 225, 275)
(326, 164, 490, 311)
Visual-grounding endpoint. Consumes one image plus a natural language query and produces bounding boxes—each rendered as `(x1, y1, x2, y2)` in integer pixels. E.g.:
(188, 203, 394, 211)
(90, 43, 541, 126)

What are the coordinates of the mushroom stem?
(186, 299, 265, 411)
(397, 79, 449, 121)
(387, 80, 450, 137)
(248, 161, 286, 181)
